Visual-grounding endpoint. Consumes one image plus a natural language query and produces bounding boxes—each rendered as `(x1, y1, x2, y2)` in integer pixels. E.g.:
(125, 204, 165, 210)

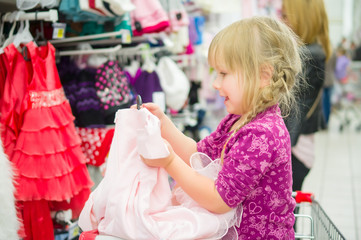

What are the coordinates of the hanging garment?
(12, 41, 93, 203)
(0, 44, 32, 159)
(132, 70, 163, 104)
(79, 108, 240, 239)
(156, 56, 190, 111)
(76, 127, 115, 166)
(159, 0, 190, 32)
(75, 67, 106, 128)
(7, 41, 93, 239)
(0, 138, 20, 240)
(130, 0, 170, 36)
(94, 60, 132, 124)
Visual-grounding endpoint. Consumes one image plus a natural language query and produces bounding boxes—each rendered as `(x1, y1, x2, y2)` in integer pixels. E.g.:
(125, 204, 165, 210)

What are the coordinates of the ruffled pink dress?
(1, 42, 93, 239)
(79, 108, 241, 239)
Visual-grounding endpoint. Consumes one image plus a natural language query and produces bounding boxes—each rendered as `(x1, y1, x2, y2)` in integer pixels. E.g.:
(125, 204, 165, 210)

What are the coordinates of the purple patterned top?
(197, 105, 295, 239)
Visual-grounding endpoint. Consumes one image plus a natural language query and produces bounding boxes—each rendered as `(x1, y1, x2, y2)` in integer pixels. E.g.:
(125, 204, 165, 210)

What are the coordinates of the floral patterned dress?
(197, 104, 296, 240)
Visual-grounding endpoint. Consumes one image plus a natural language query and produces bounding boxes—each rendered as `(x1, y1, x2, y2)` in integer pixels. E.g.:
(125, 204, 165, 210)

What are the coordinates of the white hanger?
(0, 11, 23, 53)
(124, 60, 140, 76)
(13, 20, 34, 48)
(0, 12, 12, 46)
(141, 46, 156, 73)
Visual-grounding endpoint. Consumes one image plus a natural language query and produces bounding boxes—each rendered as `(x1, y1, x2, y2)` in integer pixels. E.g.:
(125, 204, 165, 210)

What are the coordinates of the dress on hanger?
(11, 40, 93, 204)
(1, 44, 32, 159)
(0, 43, 31, 239)
(5, 41, 93, 240)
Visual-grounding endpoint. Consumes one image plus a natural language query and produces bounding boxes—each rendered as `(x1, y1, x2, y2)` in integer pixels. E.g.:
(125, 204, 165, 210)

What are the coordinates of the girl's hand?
(130, 102, 165, 120)
(140, 140, 176, 169)
(142, 102, 166, 121)
(131, 102, 168, 132)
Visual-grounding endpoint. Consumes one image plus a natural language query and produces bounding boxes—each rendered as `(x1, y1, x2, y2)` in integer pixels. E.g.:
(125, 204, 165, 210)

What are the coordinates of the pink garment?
(130, 0, 170, 36)
(79, 108, 239, 239)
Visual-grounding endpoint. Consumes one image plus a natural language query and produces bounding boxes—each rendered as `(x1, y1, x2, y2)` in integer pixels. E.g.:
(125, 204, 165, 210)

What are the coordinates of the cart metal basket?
(293, 191, 346, 240)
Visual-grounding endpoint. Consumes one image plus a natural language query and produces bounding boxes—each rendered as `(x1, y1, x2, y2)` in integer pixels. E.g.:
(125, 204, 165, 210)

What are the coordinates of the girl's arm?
(139, 103, 231, 213)
(141, 148, 232, 214)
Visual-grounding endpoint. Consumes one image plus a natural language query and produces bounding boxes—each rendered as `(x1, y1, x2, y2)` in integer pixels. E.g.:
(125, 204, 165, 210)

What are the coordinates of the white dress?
(79, 108, 240, 239)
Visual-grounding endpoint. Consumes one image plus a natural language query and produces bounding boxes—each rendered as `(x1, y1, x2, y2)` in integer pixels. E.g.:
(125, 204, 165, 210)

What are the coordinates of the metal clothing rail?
(58, 44, 122, 56)
(50, 31, 172, 48)
(2, 9, 58, 23)
(49, 29, 126, 45)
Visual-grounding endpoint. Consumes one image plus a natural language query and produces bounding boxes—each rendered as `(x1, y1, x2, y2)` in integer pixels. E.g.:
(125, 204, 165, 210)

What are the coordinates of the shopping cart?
(331, 61, 361, 132)
(293, 191, 346, 240)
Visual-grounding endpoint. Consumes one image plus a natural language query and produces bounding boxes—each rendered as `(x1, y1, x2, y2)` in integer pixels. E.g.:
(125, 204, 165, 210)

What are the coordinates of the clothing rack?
(50, 30, 127, 45)
(50, 31, 172, 48)
(58, 44, 122, 56)
(2, 9, 58, 23)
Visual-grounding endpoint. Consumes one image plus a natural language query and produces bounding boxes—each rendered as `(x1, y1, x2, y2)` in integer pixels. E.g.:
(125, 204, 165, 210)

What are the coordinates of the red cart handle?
(292, 191, 314, 203)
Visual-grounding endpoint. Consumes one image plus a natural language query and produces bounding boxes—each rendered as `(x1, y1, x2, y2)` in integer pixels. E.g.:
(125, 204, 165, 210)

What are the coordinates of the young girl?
(140, 16, 302, 239)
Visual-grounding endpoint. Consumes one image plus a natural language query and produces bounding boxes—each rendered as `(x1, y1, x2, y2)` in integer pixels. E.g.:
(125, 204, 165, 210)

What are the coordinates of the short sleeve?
(215, 126, 277, 208)
(197, 114, 238, 160)
(197, 130, 221, 160)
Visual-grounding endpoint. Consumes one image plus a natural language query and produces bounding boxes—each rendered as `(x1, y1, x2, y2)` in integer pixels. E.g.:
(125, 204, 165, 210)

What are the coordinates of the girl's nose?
(212, 77, 221, 90)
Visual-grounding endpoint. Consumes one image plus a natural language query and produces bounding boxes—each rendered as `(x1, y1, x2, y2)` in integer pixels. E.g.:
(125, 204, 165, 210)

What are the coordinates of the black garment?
(284, 43, 327, 146)
(353, 45, 361, 61)
(291, 153, 310, 191)
(285, 43, 326, 200)
(75, 68, 106, 128)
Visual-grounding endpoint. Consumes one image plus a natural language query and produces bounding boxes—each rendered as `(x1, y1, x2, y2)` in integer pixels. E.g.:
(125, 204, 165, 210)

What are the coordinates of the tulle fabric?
(174, 152, 243, 240)
(79, 108, 240, 239)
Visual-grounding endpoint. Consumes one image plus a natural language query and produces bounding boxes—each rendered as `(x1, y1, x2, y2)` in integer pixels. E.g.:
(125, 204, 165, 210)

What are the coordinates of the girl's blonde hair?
(282, 0, 332, 60)
(207, 16, 303, 163)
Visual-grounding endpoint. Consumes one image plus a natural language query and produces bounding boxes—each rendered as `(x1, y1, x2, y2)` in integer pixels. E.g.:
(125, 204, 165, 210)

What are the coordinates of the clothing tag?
(121, 29, 131, 44)
(52, 23, 66, 39)
(135, 21, 142, 32)
(153, 92, 166, 113)
(67, 221, 80, 240)
(176, 12, 182, 20)
(160, 32, 174, 48)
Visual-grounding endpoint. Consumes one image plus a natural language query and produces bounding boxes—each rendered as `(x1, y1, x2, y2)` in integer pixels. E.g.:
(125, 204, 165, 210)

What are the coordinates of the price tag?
(52, 23, 66, 39)
(121, 29, 132, 44)
(153, 92, 166, 113)
(68, 221, 80, 240)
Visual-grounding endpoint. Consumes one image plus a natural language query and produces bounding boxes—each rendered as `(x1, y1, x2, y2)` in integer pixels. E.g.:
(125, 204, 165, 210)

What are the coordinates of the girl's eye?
(219, 72, 227, 77)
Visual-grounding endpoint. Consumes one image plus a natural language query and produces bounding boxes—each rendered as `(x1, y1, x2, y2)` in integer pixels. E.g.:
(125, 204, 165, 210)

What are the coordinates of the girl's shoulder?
(216, 113, 240, 132)
(238, 105, 288, 139)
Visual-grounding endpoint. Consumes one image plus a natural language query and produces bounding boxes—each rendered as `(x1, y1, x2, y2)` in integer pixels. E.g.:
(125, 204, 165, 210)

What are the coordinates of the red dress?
(4, 41, 93, 240)
(0, 44, 31, 159)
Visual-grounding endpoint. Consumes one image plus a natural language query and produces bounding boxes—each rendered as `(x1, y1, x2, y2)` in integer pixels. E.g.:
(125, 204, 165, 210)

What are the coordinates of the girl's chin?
(225, 105, 243, 115)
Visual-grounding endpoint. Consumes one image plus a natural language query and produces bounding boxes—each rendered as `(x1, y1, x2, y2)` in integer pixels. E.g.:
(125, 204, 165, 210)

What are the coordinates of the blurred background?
(0, 0, 360, 239)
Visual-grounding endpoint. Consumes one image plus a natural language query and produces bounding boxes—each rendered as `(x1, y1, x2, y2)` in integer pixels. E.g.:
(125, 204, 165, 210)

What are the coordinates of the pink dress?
(79, 108, 240, 239)
(1, 42, 93, 239)
(12, 41, 93, 204)
(0, 44, 31, 159)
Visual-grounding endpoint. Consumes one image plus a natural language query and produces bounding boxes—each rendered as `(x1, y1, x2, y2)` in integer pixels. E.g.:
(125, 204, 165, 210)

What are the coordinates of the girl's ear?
(260, 64, 274, 88)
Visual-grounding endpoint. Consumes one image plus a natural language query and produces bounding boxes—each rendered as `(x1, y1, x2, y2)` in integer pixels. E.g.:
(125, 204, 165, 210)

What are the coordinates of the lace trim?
(29, 88, 67, 109)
